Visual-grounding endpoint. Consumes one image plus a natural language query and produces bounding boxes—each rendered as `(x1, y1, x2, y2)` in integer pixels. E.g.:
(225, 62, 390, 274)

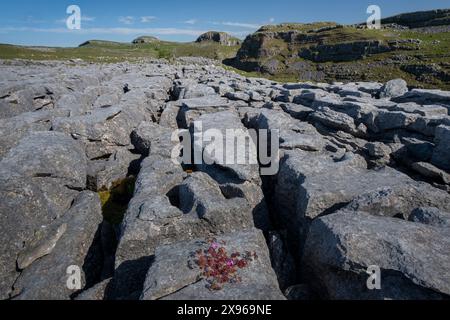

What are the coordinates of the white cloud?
(55, 15, 96, 24)
(0, 26, 209, 37)
(184, 19, 198, 25)
(269, 17, 275, 23)
(141, 16, 156, 23)
(82, 16, 96, 22)
(26, 16, 47, 24)
(227, 30, 252, 38)
(220, 22, 261, 29)
(118, 16, 135, 25)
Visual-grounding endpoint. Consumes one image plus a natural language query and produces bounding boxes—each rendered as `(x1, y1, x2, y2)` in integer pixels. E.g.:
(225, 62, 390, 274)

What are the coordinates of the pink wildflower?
(210, 242, 219, 250)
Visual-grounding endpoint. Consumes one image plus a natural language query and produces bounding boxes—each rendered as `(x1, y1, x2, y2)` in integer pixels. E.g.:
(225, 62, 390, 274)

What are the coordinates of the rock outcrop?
(132, 36, 160, 44)
(196, 31, 242, 46)
(226, 13, 450, 89)
(381, 9, 450, 29)
(303, 211, 450, 299)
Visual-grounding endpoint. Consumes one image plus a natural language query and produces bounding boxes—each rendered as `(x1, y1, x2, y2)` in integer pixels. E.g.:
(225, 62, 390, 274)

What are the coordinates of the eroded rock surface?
(0, 58, 449, 300)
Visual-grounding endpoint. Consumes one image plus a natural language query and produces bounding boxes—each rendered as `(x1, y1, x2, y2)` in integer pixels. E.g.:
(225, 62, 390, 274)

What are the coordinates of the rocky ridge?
(381, 9, 450, 29)
(132, 36, 160, 44)
(0, 58, 449, 300)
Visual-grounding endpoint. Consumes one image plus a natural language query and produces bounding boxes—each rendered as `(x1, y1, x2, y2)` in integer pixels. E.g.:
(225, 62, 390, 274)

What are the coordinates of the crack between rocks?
(154, 278, 204, 300)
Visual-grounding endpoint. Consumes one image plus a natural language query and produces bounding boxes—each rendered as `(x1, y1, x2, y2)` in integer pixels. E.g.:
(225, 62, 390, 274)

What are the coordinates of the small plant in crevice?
(188, 238, 258, 291)
(98, 176, 136, 225)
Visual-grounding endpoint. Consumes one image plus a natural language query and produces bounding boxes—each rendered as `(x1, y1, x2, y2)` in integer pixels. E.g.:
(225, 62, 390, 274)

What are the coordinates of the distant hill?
(196, 31, 242, 46)
(0, 36, 241, 64)
(132, 36, 160, 44)
(78, 40, 124, 47)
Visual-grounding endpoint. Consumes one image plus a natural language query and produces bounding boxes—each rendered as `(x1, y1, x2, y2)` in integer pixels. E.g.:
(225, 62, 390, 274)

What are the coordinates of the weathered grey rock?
(282, 83, 323, 91)
(400, 137, 434, 162)
(380, 79, 408, 98)
(54, 92, 93, 116)
(365, 142, 392, 159)
(248, 90, 265, 102)
(212, 83, 234, 96)
(337, 89, 372, 98)
(114, 108, 272, 299)
(253, 108, 326, 152)
(53, 97, 155, 159)
(309, 107, 367, 137)
(0, 177, 77, 299)
(87, 148, 141, 191)
(52, 106, 126, 158)
(411, 162, 450, 184)
(1, 131, 87, 189)
(409, 207, 450, 228)
(294, 89, 341, 108)
(159, 102, 181, 129)
(303, 211, 450, 299)
(193, 110, 270, 229)
(0, 85, 90, 297)
(431, 125, 450, 171)
(131, 121, 175, 157)
(299, 40, 393, 63)
(194, 111, 261, 183)
(0, 85, 55, 119)
(226, 91, 251, 102)
(267, 231, 296, 290)
(0, 110, 56, 159)
(280, 103, 314, 120)
(13, 191, 103, 300)
(141, 229, 285, 300)
(274, 149, 430, 258)
(409, 115, 450, 137)
(375, 110, 419, 131)
(354, 82, 383, 95)
(174, 81, 216, 99)
(172, 79, 197, 99)
(387, 102, 448, 117)
(17, 223, 67, 270)
(179, 172, 253, 227)
(344, 184, 450, 219)
(280, 128, 326, 151)
(75, 279, 112, 300)
(93, 92, 121, 109)
(393, 89, 450, 105)
(112, 156, 186, 299)
(178, 96, 232, 127)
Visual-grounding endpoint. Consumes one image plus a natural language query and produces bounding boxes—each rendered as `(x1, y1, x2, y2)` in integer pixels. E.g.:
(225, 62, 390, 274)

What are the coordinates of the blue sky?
(0, 0, 449, 47)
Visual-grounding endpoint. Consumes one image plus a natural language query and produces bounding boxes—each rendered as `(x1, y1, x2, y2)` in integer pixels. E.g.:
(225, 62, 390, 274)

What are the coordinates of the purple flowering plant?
(188, 238, 258, 291)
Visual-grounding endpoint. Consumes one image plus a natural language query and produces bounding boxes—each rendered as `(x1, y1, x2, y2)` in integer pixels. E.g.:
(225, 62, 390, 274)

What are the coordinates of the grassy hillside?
(226, 21, 450, 89)
(0, 40, 240, 63)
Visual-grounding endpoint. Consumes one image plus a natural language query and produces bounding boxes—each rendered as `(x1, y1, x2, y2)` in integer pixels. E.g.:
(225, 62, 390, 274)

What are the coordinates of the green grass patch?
(98, 177, 136, 225)
(0, 40, 240, 63)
